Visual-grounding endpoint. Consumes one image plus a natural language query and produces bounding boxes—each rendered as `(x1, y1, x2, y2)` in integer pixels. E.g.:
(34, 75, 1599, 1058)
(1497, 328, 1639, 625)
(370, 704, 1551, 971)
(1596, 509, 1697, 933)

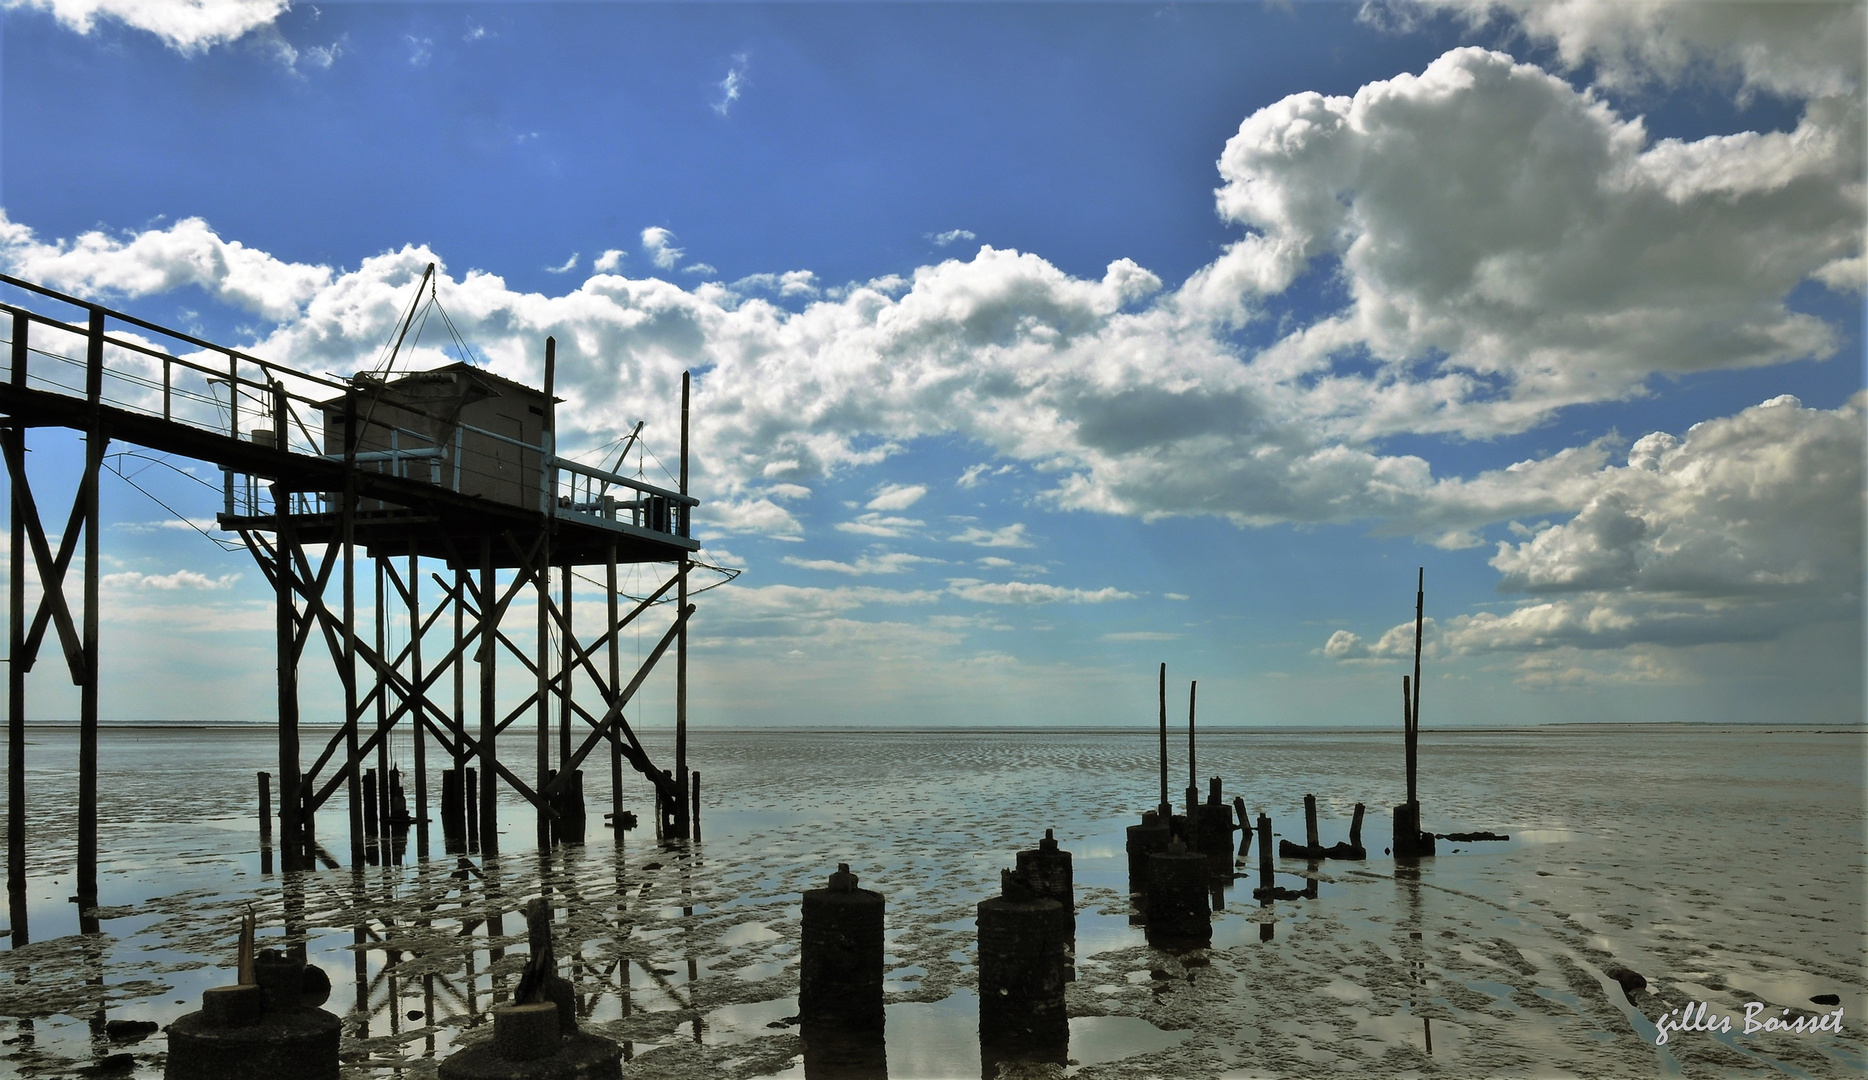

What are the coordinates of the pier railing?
(0, 273, 695, 543)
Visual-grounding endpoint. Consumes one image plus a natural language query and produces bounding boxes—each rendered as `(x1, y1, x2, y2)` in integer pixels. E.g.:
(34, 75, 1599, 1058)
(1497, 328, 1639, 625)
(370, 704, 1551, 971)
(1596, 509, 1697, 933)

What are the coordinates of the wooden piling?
(78, 310, 103, 917)
(675, 370, 690, 840)
(535, 534, 552, 850)
(440, 768, 463, 851)
(341, 387, 363, 867)
(1233, 796, 1251, 858)
(464, 767, 479, 853)
(477, 538, 497, 856)
(1409, 568, 1422, 806)
(363, 769, 379, 839)
(1351, 803, 1365, 849)
(1184, 680, 1198, 846)
(690, 771, 701, 843)
(1305, 794, 1319, 850)
(7, 311, 27, 935)
(607, 546, 622, 842)
(1255, 813, 1273, 895)
(258, 772, 273, 844)
(1156, 662, 1169, 819)
(374, 557, 392, 845)
(409, 546, 427, 859)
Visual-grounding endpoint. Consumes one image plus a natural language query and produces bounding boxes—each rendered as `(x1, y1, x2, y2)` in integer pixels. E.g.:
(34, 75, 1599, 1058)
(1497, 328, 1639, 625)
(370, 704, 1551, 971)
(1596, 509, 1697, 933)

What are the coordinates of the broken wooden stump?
(439, 900, 623, 1078)
(165, 941, 340, 1080)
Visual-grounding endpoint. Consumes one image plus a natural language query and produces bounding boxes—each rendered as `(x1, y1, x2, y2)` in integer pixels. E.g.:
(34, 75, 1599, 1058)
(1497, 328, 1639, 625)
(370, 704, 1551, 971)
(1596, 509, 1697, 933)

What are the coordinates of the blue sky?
(0, 0, 1862, 729)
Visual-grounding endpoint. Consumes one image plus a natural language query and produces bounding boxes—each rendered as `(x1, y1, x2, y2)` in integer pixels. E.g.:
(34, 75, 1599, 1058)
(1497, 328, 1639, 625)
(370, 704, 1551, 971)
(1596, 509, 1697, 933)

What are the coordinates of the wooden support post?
(690, 770, 700, 844)
(676, 370, 689, 839)
(1184, 679, 1198, 846)
(1233, 796, 1251, 859)
(454, 568, 466, 780)
(465, 766, 480, 853)
(7, 313, 27, 938)
(374, 557, 391, 846)
(1156, 662, 1169, 821)
(1256, 813, 1273, 895)
(363, 769, 380, 841)
(560, 560, 572, 776)
(258, 772, 273, 844)
(1350, 803, 1366, 849)
(78, 368, 103, 917)
(1304, 794, 1319, 850)
(271, 379, 304, 874)
(535, 545, 551, 851)
(478, 538, 498, 857)
(342, 388, 363, 867)
(1409, 568, 1423, 807)
(607, 546, 622, 842)
(410, 546, 428, 859)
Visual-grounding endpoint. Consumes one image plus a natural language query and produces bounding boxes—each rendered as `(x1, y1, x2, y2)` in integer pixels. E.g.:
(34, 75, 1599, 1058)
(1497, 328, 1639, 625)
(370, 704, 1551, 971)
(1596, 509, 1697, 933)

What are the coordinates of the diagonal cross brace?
(543, 602, 692, 801)
(3, 437, 91, 682)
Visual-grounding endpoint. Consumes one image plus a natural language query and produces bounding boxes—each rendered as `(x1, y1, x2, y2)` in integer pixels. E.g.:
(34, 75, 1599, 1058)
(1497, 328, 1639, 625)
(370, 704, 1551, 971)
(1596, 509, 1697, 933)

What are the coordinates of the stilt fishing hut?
(0, 271, 706, 938)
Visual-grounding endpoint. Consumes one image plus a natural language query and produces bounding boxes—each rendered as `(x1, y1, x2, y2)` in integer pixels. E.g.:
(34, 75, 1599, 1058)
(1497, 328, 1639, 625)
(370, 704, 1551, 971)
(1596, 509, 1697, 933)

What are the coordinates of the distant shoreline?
(12, 720, 1865, 735)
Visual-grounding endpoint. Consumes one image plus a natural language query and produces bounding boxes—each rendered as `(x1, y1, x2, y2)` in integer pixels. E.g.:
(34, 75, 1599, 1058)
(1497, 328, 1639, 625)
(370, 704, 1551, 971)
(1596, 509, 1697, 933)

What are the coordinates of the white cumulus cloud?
(10, 0, 289, 53)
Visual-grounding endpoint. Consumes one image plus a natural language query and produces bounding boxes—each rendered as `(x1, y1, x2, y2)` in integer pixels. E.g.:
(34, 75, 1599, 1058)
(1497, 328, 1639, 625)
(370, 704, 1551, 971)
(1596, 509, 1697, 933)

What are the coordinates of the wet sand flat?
(0, 723, 1861, 1078)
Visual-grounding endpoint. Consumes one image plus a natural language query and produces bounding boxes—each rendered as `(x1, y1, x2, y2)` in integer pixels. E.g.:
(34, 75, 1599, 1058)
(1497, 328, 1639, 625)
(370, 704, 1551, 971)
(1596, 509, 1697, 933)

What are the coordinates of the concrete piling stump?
(1124, 810, 1170, 895)
(165, 949, 340, 1080)
(977, 869, 1069, 1048)
(800, 863, 885, 1029)
(1014, 829, 1075, 979)
(1195, 777, 1235, 872)
(1144, 840, 1211, 948)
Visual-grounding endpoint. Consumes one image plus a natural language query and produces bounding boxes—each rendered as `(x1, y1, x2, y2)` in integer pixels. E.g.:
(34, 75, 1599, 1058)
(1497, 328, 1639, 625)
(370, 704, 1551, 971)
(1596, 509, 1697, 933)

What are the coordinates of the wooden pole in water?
(1409, 568, 1423, 807)
(375, 557, 391, 842)
(1350, 802, 1365, 849)
(1256, 813, 1273, 894)
(410, 545, 427, 858)
(559, 560, 572, 776)
(536, 551, 551, 851)
(1156, 662, 1168, 819)
(478, 536, 498, 857)
(538, 336, 556, 850)
(1304, 793, 1319, 850)
(258, 772, 273, 845)
(7, 317, 28, 934)
(1186, 680, 1198, 843)
(79, 309, 103, 919)
(690, 770, 701, 843)
(1402, 674, 1413, 805)
(342, 385, 363, 867)
(275, 502, 303, 872)
(607, 544, 622, 840)
(676, 370, 690, 839)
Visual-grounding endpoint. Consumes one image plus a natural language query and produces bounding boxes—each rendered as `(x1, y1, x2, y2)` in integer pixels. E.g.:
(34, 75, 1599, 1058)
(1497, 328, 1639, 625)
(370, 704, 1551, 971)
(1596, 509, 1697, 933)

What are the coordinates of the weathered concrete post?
(977, 869, 1069, 1048)
(1015, 830, 1074, 980)
(1145, 840, 1211, 948)
(1196, 777, 1234, 871)
(800, 864, 885, 1029)
(165, 946, 340, 1079)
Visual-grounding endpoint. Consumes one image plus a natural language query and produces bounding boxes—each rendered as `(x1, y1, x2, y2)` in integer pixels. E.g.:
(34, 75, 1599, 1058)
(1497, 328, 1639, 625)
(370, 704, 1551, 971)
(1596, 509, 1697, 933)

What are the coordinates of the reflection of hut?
(323, 364, 556, 510)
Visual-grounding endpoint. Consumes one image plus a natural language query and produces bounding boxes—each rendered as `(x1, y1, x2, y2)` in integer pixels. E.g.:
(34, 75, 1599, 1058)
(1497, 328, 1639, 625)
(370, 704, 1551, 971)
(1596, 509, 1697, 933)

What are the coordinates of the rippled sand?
(0, 723, 1861, 1078)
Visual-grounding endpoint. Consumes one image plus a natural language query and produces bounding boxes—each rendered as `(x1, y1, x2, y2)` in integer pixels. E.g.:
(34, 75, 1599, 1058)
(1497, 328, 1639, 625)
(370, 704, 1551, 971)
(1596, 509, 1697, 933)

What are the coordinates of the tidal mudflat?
(0, 723, 1861, 1078)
